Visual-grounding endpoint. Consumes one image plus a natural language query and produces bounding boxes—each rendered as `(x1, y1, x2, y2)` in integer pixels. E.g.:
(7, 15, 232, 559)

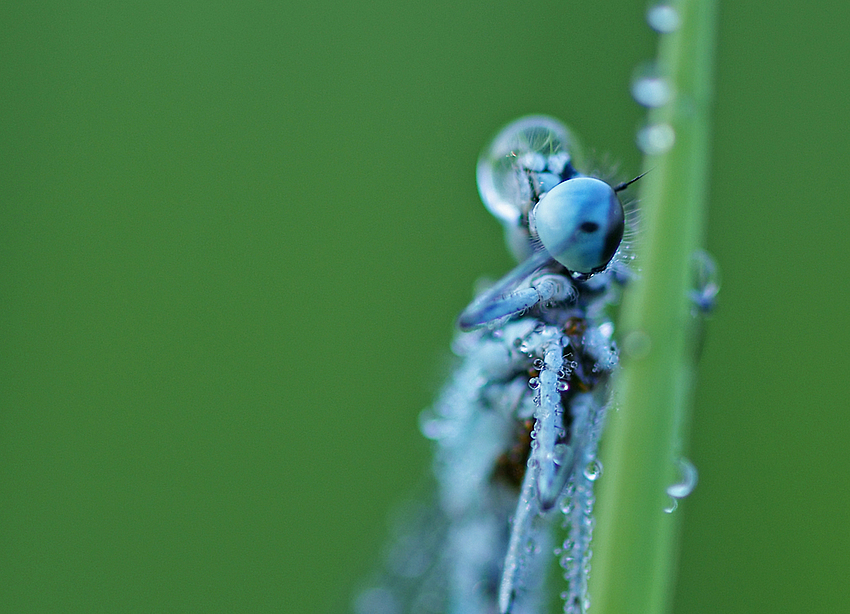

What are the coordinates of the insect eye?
(532, 177, 625, 274)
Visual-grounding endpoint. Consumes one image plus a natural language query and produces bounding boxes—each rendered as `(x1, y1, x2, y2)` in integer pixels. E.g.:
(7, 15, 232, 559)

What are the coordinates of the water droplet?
(477, 116, 576, 230)
(583, 459, 602, 481)
(533, 357, 545, 370)
(553, 443, 573, 469)
(667, 457, 698, 499)
(528, 377, 540, 390)
(418, 417, 442, 440)
(636, 122, 675, 154)
(689, 250, 720, 314)
(631, 62, 673, 108)
(556, 380, 569, 391)
(647, 3, 681, 33)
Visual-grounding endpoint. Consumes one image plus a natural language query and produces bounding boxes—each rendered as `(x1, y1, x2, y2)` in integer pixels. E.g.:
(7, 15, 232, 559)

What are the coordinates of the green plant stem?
(587, 1, 718, 614)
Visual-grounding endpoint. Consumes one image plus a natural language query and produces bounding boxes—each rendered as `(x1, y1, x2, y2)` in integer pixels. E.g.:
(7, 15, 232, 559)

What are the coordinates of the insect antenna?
(613, 170, 649, 193)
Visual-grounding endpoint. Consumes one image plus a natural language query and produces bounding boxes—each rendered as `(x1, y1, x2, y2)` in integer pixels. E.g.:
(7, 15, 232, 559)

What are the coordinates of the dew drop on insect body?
(560, 555, 575, 568)
(647, 3, 681, 33)
(475, 116, 577, 252)
(583, 459, 603, 481)
(552, 443, 573, 468)
(597, 322, 613, 339)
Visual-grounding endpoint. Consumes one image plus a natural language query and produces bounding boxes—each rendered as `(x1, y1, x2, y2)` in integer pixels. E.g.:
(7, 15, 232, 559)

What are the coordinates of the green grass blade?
(587, 1, 718, 613)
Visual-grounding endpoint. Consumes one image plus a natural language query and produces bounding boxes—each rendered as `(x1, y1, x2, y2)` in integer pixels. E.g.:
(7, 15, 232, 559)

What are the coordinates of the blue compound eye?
(531, 177, 625, 274)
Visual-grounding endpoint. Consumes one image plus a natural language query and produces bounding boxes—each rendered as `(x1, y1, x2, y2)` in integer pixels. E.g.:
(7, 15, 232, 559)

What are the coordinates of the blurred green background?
(2, 1, 849, 613)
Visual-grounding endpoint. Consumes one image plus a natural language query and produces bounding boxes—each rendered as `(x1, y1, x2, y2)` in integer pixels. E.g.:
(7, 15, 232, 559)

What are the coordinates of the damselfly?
(355, 116, 638, 614)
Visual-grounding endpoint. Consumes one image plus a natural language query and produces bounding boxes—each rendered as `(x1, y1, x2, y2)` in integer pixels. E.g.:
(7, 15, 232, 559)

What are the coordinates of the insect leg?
(458, 251, 575, 330)
(534, 333, 573, 510)
(498, 329, 572, 614)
